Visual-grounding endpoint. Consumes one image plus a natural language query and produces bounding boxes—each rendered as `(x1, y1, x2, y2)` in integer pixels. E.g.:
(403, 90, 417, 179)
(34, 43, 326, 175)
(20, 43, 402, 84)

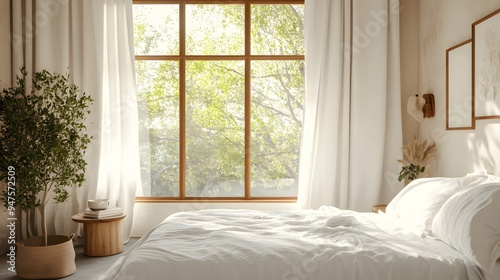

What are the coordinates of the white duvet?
(99, 207, 490, 280)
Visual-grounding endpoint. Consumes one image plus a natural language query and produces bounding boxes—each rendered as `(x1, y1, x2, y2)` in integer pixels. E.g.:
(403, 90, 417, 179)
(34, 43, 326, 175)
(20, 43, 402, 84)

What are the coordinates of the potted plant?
(397, 136, 437, 184)
(0, 68, 93, 279)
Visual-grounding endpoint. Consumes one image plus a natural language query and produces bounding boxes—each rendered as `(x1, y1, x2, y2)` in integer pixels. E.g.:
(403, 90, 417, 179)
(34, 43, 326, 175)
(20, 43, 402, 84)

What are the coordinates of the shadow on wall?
(467, 122, 500, 175)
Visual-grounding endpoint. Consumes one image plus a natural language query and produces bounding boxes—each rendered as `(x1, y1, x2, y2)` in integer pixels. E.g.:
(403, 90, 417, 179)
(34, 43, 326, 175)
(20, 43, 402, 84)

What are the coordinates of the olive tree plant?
(0, 68, 93, 245)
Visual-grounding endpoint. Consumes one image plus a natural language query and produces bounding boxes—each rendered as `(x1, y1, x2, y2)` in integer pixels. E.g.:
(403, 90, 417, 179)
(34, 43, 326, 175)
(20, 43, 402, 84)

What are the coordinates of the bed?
(100, 172, 500, 280)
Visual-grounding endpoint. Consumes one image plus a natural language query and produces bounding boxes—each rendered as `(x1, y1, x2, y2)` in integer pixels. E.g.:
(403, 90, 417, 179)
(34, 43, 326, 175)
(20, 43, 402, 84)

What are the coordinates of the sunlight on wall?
(467, 122, 500, 175)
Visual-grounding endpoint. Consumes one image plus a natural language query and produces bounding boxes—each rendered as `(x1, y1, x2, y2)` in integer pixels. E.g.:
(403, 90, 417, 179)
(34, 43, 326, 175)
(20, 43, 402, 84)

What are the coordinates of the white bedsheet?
(99, 207, 487, 280)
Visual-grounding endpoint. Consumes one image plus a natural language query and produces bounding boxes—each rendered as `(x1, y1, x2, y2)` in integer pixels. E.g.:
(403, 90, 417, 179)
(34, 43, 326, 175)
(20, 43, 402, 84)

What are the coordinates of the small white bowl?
(88, 199, 109, 211)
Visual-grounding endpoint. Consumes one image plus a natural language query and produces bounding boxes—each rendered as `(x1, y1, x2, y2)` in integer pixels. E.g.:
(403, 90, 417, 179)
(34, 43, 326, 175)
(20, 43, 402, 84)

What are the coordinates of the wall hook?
(422, 93, 435, 118)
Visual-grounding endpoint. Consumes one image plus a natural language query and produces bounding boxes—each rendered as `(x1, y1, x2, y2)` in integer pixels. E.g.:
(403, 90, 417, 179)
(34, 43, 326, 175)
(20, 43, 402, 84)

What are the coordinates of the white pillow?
(385, 177, 462, 236)
(431, 182, 500, 271)
(385, 174, 493, 236)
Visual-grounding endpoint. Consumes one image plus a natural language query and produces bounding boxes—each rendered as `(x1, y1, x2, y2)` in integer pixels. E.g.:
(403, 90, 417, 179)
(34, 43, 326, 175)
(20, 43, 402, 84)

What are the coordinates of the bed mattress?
(99, 207, 488, 280)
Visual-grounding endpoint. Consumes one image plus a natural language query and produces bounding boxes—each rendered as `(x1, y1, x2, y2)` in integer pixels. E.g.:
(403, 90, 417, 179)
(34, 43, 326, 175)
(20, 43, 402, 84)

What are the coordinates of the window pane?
(251, 60, 305, 197)
(251, 4, 304, 55)
(186, 5, 244, 55)
(133, 5, 179, 55)
(186, 61, 245, 197)
(136, 60, 180, 196)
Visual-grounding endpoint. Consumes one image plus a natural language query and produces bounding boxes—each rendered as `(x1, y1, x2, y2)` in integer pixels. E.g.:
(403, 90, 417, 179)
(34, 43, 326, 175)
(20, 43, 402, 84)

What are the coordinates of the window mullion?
(244, 1, 252, 199)
(179, 2, 186, 199)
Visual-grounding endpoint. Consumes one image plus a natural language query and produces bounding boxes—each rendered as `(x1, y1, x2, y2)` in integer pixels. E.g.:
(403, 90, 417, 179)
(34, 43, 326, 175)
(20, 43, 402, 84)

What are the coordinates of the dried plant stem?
(397, 136, 437, 182)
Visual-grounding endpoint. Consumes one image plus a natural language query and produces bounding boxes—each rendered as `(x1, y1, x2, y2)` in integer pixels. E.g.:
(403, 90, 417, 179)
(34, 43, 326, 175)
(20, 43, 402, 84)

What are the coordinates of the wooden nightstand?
(372, 204, 387, 213)
(71, 213, 126, 257)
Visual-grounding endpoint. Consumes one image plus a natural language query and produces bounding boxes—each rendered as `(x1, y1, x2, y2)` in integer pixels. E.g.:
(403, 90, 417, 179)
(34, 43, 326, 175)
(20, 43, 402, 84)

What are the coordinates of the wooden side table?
(71, 213, 126, 257)
(372, 204, 387, 213)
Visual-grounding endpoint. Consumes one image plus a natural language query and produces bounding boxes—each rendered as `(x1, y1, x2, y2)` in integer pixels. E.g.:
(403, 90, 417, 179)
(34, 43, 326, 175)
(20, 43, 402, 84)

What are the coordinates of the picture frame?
(472, 8, 500, 119)
(446, 39, 474, 130)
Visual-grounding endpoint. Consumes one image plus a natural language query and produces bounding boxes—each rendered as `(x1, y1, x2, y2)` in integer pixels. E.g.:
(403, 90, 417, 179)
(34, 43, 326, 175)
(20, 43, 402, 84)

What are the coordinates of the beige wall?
(400, 0, 420, 145)
(400, 0, 500, 177)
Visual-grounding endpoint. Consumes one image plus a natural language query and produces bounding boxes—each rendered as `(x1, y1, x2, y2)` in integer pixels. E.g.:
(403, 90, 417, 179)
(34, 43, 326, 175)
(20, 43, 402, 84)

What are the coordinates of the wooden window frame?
(134, 0, 304, 203)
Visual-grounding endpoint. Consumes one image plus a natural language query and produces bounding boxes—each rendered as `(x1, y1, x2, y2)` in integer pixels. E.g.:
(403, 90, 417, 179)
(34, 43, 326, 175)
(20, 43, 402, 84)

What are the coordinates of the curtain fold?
(85, 0, 140, 242)
(8, 0, 140, 242)
(8, 0, 42, 240)
(297, 0, 352, 210)
(298, 0, 403, 211)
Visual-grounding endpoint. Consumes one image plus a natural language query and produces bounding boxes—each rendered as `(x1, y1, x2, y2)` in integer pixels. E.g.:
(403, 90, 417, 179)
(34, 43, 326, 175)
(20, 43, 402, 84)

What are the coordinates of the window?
(134, 0, 304, 201)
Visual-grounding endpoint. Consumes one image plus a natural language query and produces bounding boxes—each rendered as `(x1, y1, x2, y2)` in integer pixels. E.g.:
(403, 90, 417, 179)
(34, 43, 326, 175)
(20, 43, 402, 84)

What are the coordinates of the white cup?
(88, 199, 109, 210)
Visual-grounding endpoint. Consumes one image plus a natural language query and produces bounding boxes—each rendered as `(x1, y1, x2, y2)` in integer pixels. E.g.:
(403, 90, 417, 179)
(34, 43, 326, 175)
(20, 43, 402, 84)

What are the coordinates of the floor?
(0, 237, 139, 280)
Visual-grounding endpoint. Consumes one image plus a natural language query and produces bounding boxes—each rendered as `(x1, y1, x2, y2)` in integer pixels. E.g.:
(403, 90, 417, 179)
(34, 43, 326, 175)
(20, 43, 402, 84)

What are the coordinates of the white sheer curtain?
(298, 0, 403, 211)
(8, 0, 140, 241)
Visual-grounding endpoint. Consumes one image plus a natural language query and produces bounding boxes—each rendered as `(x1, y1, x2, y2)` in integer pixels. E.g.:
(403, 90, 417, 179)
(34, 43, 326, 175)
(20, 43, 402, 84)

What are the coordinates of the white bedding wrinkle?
(99, 207, 484, 280)
(432, 182, 500, 272)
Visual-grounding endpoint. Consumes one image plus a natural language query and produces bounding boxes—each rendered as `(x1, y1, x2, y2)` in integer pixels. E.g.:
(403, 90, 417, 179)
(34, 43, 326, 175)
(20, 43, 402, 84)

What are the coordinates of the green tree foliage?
(134, 3, 304, 197)
(0, 69, 93, 243)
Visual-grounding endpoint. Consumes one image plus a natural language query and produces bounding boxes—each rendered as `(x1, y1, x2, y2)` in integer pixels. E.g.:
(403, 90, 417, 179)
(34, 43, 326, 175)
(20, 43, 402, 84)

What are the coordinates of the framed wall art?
(446, 39, 474, 130)
(472, 8, 500, 119)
